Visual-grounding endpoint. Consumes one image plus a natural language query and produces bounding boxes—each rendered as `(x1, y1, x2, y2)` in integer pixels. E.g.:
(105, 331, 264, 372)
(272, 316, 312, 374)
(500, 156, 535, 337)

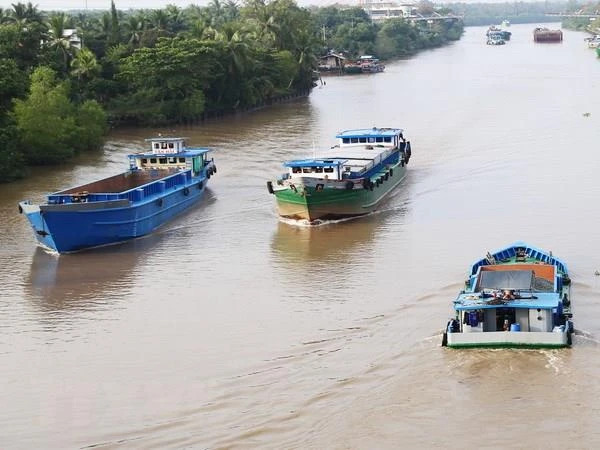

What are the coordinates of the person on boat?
(502, 289, 517, 300)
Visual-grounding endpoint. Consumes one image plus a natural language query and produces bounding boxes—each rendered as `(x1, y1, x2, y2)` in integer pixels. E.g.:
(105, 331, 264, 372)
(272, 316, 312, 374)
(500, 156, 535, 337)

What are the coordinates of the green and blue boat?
(267, 127, 412, 222)
(443, 242, 573, 349)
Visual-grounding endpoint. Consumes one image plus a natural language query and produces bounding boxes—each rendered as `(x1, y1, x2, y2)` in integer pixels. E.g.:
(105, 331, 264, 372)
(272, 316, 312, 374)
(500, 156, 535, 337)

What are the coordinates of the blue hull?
(21, 180, 208, 253)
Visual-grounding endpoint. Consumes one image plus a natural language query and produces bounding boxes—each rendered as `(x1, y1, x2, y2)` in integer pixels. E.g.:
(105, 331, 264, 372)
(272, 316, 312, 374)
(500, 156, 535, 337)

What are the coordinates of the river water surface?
(3, 24, 600, 448)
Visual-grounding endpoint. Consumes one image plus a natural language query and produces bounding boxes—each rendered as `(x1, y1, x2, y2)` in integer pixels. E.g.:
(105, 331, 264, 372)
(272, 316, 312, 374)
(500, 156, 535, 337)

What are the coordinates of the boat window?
(159, 158, 167, 164)
(343, 138, 350, 144)
(168, 157, 177, 164)
(154, 143, 159, 149)
(178, 157, 186, 163)
(303, 167, 312, 173)
(150, 158, 157, 164)
(351, 138, 358, 143)
(359, 138, 367, 143)
(161, 142, 167, 149)
(141, 158, 148, 164)
(368, 137, 376, 143)
(384, 137, 392, 143)
(292, 167, 302, 173)
(324, 167, 334, 173)
(376, 137, 383, 143)
(315, 167, 323, 173)
(168, 143, 174, 149)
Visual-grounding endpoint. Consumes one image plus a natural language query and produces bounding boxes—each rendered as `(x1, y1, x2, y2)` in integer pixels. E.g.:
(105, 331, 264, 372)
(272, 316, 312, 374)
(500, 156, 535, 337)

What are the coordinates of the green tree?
(14, 67, 106, 164)
(109, 0, 120, 45)
(115, 37, 220, 123)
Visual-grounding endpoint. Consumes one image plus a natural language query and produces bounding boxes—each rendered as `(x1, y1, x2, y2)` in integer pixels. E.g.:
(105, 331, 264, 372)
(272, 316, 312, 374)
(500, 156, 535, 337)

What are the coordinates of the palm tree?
(149, 9, 168, 34)
(165, 5, 185, 33)
(124, 15, 144, 46)
(70, 47, 99, 81)
(0, 8, 10, 24)
(47, 12, 74, 73)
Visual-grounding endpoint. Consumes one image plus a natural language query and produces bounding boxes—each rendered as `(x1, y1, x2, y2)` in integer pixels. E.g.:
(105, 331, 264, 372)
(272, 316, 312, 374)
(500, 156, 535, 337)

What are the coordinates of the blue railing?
(47, 169, 194, 205)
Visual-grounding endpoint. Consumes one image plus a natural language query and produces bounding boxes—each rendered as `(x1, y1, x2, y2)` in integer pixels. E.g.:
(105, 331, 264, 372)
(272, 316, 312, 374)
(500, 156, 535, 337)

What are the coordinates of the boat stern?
(445, 330, 570, 349)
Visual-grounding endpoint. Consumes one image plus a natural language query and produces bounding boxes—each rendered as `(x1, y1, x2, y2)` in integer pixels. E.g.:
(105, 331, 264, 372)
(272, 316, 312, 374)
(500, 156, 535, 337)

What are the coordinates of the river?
(2, 23, 600, 448)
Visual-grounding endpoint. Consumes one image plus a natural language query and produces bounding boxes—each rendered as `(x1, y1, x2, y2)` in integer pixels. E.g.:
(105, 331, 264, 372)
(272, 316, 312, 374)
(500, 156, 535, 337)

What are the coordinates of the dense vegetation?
(561, 1, 600, 32)
(447, 1, 568, 27)
(312, 5, 463, 59)
(0, 0, 463, 182)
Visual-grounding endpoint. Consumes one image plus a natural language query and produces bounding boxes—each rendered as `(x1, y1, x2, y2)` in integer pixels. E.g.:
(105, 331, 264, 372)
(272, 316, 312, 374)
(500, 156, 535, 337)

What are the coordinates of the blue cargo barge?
(442, 242, 573, 349)
(19, 137, 217, 253)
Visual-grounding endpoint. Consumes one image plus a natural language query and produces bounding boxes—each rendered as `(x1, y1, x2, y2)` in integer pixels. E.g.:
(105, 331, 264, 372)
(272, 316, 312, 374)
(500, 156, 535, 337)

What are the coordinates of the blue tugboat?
(443, 242, 573, 348)
(19, 137, 216, 253)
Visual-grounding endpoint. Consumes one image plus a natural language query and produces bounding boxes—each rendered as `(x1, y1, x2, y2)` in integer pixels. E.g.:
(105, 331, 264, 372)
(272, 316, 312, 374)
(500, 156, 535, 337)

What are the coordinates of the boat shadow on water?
(26, 236, 162, 312)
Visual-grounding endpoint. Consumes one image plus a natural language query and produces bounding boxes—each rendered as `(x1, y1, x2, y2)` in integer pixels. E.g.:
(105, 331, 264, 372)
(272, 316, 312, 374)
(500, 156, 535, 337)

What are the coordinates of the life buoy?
(266, 181, 274, 194)
(183, 187, 190, 196)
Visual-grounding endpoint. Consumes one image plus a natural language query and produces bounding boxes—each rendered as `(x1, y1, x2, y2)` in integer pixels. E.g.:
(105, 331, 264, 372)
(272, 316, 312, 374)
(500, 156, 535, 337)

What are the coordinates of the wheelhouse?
(129, 137, 212, 177)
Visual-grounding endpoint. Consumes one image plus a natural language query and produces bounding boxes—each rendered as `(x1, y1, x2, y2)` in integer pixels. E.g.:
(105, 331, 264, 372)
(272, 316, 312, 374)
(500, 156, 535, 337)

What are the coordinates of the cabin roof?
(454, 291, 560, 310)
(336, 127, 403, 138)
(145, 137, 189, 142)
(284, 159, 345, 168)
(129, 148, 211, 158)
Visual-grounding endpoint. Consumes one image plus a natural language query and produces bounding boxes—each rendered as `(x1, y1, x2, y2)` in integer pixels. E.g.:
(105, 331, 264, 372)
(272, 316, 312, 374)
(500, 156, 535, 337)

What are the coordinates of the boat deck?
(56, 169, 177, 195)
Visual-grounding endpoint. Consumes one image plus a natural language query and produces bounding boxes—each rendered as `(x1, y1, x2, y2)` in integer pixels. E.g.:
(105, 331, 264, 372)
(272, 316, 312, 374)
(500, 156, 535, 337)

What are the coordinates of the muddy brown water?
(3, 24, 600, 448)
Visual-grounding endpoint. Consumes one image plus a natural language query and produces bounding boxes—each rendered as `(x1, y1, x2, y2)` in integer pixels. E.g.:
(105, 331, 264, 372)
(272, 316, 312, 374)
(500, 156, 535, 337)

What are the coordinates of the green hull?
(274, 163, 407, 221)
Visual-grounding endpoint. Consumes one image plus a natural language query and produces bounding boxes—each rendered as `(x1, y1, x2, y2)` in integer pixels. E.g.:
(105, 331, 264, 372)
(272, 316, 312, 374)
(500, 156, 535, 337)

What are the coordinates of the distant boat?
(267, 127, 412, 222)
(487, 26, 511, 41)
(358, 55, 385, 73)
(19, 137, 217, 253)
(442, 242, 573, 349)
(585, 34, 600, 48)
(533, 27, 563, 43)
(501, 19, 511, 28)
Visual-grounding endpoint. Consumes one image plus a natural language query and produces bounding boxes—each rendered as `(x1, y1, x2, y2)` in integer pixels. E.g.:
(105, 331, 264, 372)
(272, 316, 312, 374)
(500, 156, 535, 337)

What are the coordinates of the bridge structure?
(545, 12, 600, 18)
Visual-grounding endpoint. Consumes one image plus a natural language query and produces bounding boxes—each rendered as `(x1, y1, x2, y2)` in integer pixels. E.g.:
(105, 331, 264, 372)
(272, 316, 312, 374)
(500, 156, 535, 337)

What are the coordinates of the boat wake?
(278, 215, 362, 227)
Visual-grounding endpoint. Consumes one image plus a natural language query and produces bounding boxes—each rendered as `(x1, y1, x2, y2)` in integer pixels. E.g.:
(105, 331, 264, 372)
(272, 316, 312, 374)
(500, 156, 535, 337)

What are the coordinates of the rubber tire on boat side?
(442, 332, 448, 347)
(567, 331, 572, 346)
